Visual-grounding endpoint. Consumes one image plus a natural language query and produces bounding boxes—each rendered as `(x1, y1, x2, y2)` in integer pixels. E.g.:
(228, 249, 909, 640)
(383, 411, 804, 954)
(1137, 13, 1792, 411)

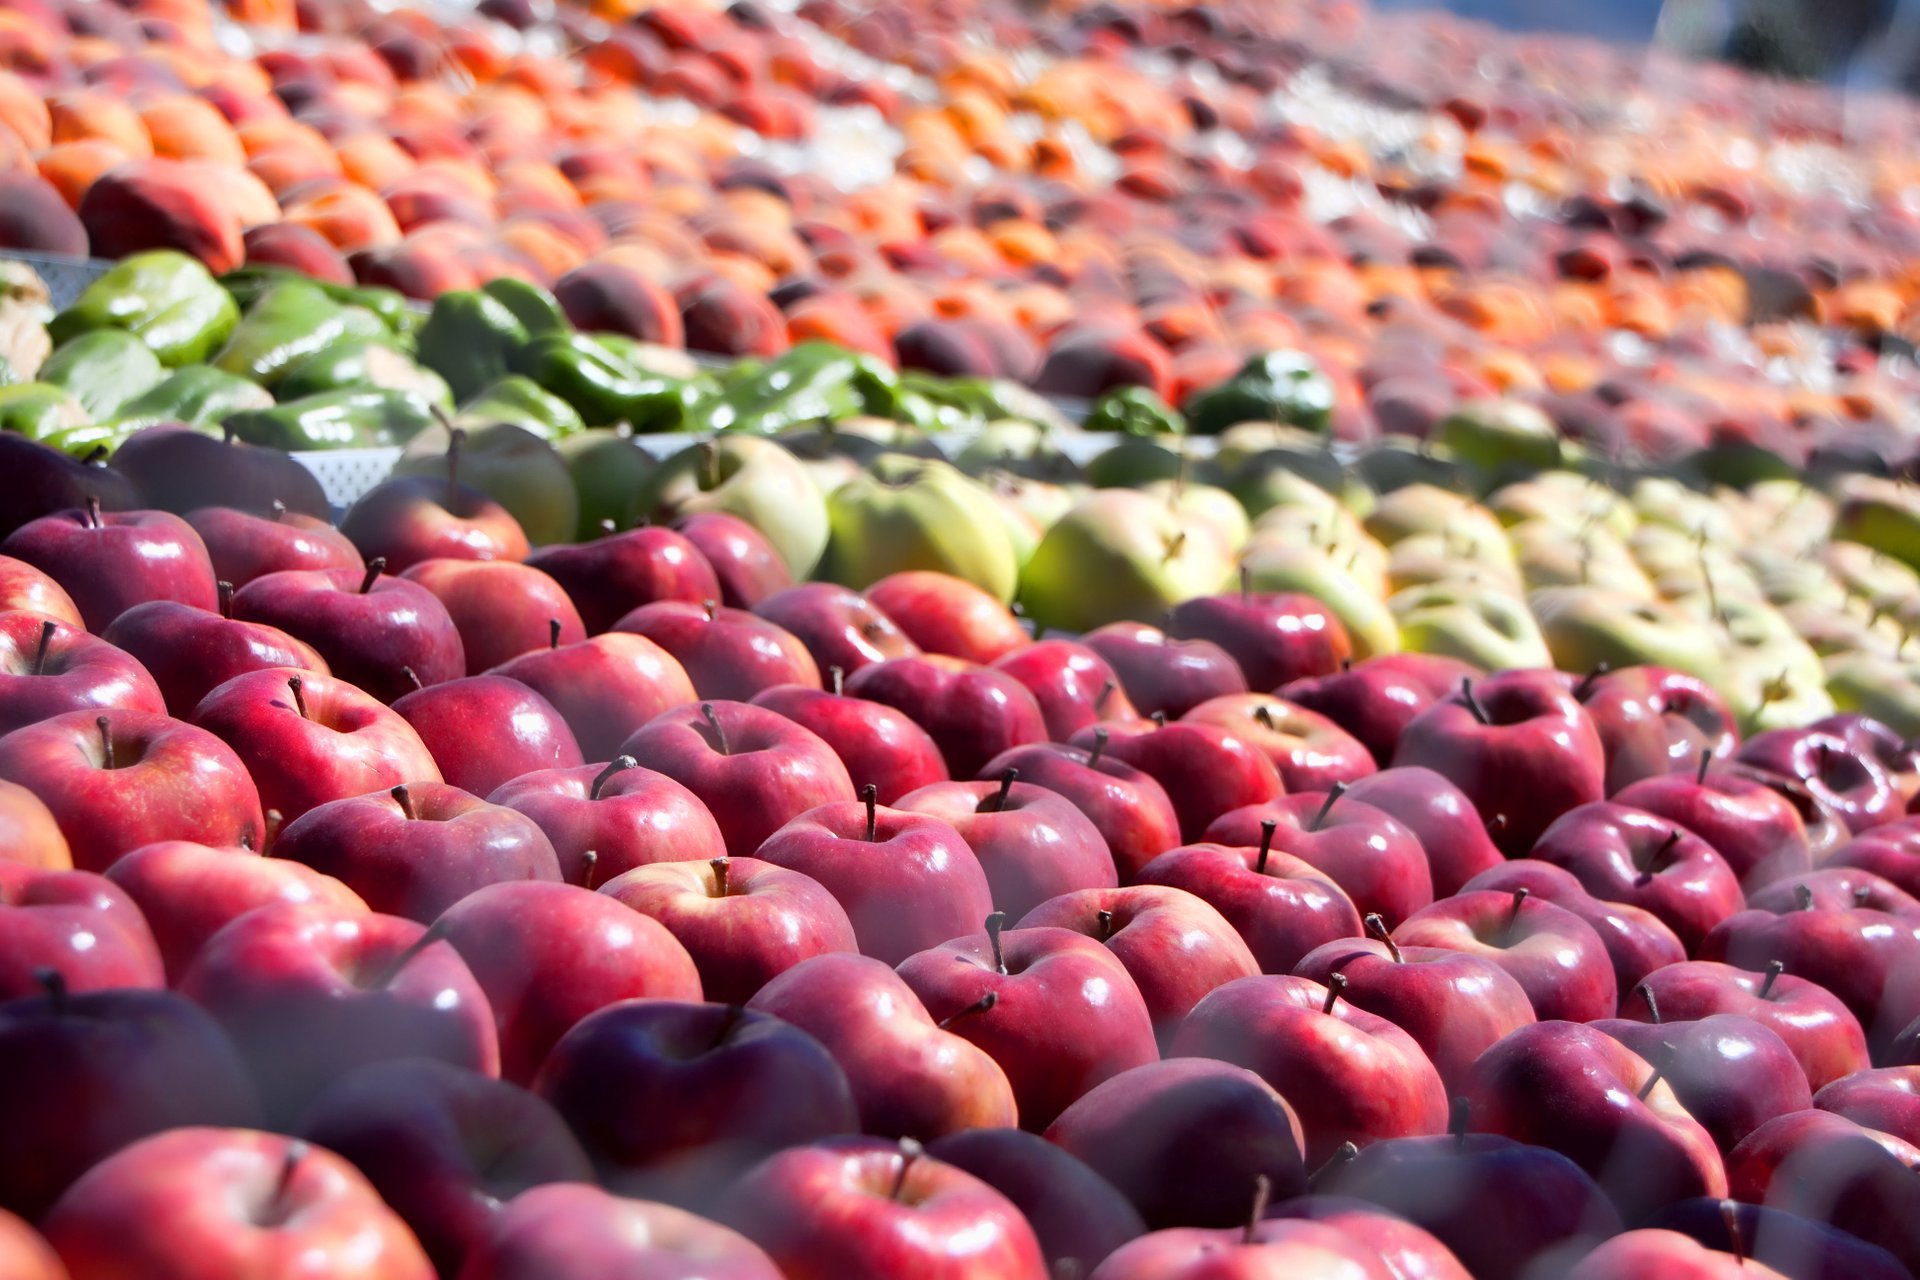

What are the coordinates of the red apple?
(1622, 960, 1869, 1091)
(230, 562, 466, 703)
(0, 862, 163, 997)
(1648, 1198, 1908, 1280)
(0, 611, 165, 734)
(1827, 820, 1920, 900)
(1282, 652, 1482, 767)
(753, 581, 920, 675)
(460, 1182, 783, 1280)
(895, 776, 1117, 920)
(673, 512, 794, 609)
(926, 1127, 1146, 1278)
(491, 631, 697, 762)
(1561, 1228, 1787, 1280)
(186, 503, 363, 588)
(1393, 888, 1617, 1023)
(1592, 1012, 1812, 1154)
(0, 553, 83, 626)
(0, 778, 71, 870)
(613, 599, 820, 701)
(1183, 693, 1376, 792)
(1341, 766, 1505, 899)
(339, 469, 530, 573)
(844, 654, 1047, 781)
(2, 499, 219, 631)
(399, 559, 587, 674)
(1814, 1066, 1920, 1147)
(1204, 787, 1432, 927)
(1737, 726, 1899, 834)
(1264, 1195, 1473, 1280)
(1696, 901, 1920, 1046)
(751, 681, 948, 805)
(1565, 666, 1739, 795)
(991, 638, 1139, 741)
(525, 526, 721, 634)
(1164, 585, 1352, 690)
(980, 738, 1182, 883)
(487, 758, 726, 888)
(391, 674, 584, 797)
(1611, 764, 1814, 893)
(865, 570, 1029, 664)
(1459, 860, 1686, 1004)
(1528, 802, 1746, 951)
(0, 1208, 62, 1280)
(1069, 717, 1284, 844)
(1083, 621, 1248, 720)
(1135, 830, 1362, 975)
(1725, 1110, 1920, 1272)
(1089, 1217, 1397, 1280)
(101, 589, 330, 718)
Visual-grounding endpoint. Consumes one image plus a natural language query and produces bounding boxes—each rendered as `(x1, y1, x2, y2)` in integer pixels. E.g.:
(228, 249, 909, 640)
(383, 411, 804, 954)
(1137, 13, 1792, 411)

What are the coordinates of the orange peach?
(140, 96, 245, 168)
(78, 158, 245, 272)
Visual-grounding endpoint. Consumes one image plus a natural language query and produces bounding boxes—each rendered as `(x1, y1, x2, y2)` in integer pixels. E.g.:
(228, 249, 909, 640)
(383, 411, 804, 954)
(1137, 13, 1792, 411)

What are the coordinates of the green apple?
(1241, 541, 1399, 659)
(1831, 476, 1920, 572)
(1629, 476, 1737, 543)
(1362, 483, 1506, 549)
(1780, 598, 1902, 659)
(1826, 650, 1920, 738)
(1253, 504, 1388, 583)
(1509, 520, 1654, 598)
(1386, 533, 1522, 593)
(1487, 471, 1636, 538)
(1433, 398, 1562, 481)
(777, 418, 927, 494)
(1391, 581, 1551, 671)
(989, 474, 1079, 532)
(395, 421, 578, 545)
(1825, 539, 1920, 604)
(1724, 644, 1836, 733)
(1528, 586, 1725, 686)
(1140, 481, 1251, 553)
(556, 427, 655, 539)
(1083, 436, 1223, 490)
(633, 435, 829, 578)
(1018, 488, 1237, 633)
(1351, 434, 1466, 495)
(820, 454, 1019, 601)
(1750, 557, 1851, 611)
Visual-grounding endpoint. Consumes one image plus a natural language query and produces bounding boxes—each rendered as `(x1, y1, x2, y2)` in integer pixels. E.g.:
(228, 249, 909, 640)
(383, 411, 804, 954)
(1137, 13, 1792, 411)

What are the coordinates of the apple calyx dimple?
(1637, 829, 1684, 880)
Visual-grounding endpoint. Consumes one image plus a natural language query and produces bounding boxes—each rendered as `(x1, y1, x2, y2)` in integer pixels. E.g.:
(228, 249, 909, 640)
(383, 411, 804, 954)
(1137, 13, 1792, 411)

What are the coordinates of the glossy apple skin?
(601, 857, 858, 1004)
(186, 505, 364, 587)
(897, 924, 1159, 1132)
(845, 655, 1047, 781)
(1568, 666, 1739, 795)
(929, 1130, 1146, 1278)
(992, 638, 1139, 741)
(1459, 860, 1686, 1004)
(295, 1060, 593, 1278)
(192, 667, 443, 823)
(1527, 802, 1745, 951)
(980, 742, 1181, 883)
(896, 779, 1117, 920)
(101, 599, 329, 718)
(1467, 1020, 1728, 1224)
(40, 1127, 434, 1280)
(532, 1000, 858, 1202)
(1018, 884, 1259, 1040)
(614, 600, 821, 702)
(673, 512, 794, 610)
(1820, 715, 1920, 806)
(1182, 693, 1375, 793)
(180, 901, 500, 1125)
(490, 632, 695, 764)
(273, 782, 561, 924)
(0, 778, 70, 871)
(1047, 1057, 1309, 1234)
(487, 761, 725, 888)
(338, 476, 530, 573)
(392, 674, 584, 797)
(398, 558, 587, 674)
(748, 953, 1018, 1140)
(1696, 904, 1920, 1046)
(1737, 727, 1900, 834)
(754, 800, 992, 966)
(725, 1136, 1048, 1280)
(459, 1182, 785, 1280)
(1204, 791, 1432, 927)
(1293, 935, 1537, 1094)
(1591, 1014, 1812, 1154)
(435, 881, 703, 1086)
(1561, 1229, 1787, 1280)
(1265, 1194, 1473, 1280)
(865, 571, 1029, 665)
(1814, 1066, 1920, 1146)
(1725, 1110, 1920, 1272)
(1341, 765, 1504, 898)
(1089, 1218, 1395, 1280)
(1070, 719, 1285, 844)
(753, 582, 920, 676)
(1648, 1198, 1909, 1280)
(2, 506, 219, 632)
(1745, 866, 1920, 916)
(0, 984, 261, 1220)
(231, 566, 466, 703)
(1621, 960, 1870, 1092)
(0, 707, 265, 871)
(1394, 888, 1617, 1023)
(106, 840, 366, 982)
(1828, 820, 1920, 899)
(1171, 974, 1449, 1165)
(1083, 621, 1248, 719)
(525, 527, 721, 634)
(0, 611, 165, 734)
(0, 862, 163, 998)
(1611, 768, 1813, 892)
(1164, 590, 1352, 690)
(1392, 670, 1607, 856)
(0, 554, 83, 626)
(1282, 653, 1483, 768)
(751, 683, 948, 805)
(1136, 841, 1362, 975)
(620, 699, 856, 859)
(1324, 1131, 1625, 1280)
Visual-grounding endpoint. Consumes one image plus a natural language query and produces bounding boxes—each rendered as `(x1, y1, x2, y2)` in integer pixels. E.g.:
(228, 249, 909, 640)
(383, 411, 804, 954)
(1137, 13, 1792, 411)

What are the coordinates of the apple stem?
(1458, 678, 1489, 725)
(271, 500, 287, 521)
(1449, 1096, 1470, 1147)
(1636, 1066, 1663, 1102)
(700, 439, 720, 490)
(263, 809, 282, 853)
(986, 911, 1009, 974)
(401, 665, 423, 691)
(710, 856, 729, 897)
(549, 618, 562, 650)
(1720, 1200, 1745, 1268)
(1239, 563, 1251, 603)
(83, 494, 101, 530)
(1255, 819, 1277, 875)
(1308, 782, 1346, 833)
(1096, 908, 1114, 942)
(862, 783, 878, 841)
(980, 768, 1016, 815)
(1758, 959, 1785, 999)
(830, 666, 844, 696)
(288, 676, 310, 721)
(359, 558, 385, 595)
(1364, 913, 1403, 962)
(1697, 747, 1712, 786)
(34, 967, 67, 1015)
(700, 703, 730, 756)
(578, 849, 599, 891)
(1309, 1142, 1358, 1191)
(599, 519, 617, 537)
(1253, 704, 1276, 733)
(95, 715, 113, 769)
(1485, 813, 1508, 840)
(390, 785, 415, 821)
(889, 1138, 922, 1202)
(29, 619, 55, 676)
(365, 920, 446, 990)
(936, 991, 996, 1031)
(1321, 971, 1347, 1015)
(1086, 728, 1108, 769)
(1572, 663, 1610, 701)
(1641, 829, 1683, 876)
(1638, 983, 1661, 1024)
(1242, 1174, 1270, 1245)
(1094, 679, 1117, 714)
(273, 1139, 308, 1212)
(1794, 884, 1814, 912)
(1504, 887, 1529, 945)
(710, 1004, 746, 1050)
(702, 599, 717, 621)
(1150, 710, 1166, 730)
(1161, 530, 1187, 564)
(591, 755, 636, 800)
(446, 427, 464, 503)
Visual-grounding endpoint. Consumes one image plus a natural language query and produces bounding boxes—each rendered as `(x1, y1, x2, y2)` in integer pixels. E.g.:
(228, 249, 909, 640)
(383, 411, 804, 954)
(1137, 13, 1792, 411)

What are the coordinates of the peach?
(249, 145, 344, 197)
(349, 239, 479, 299)
(786, 294, 894, 361)
(0, 74, 48, 150)
(894, 317, 1000, 378)
(283, 181, 403, 253)
(0, 173, 88, 257)
(139, 96, 245, 168)
(77, 158, 245, 272)
(35, 140, 130, 211)
(1032, 326, 1174, 400)
(242, 222, 352, 285)
(334, 132, 416, 192)
(552, 259, 683, 346)
(48, 92, 151, 158)
(187, 163, 281, 230)
(678, 275, 791, 357)
(497, 219, 590, 281)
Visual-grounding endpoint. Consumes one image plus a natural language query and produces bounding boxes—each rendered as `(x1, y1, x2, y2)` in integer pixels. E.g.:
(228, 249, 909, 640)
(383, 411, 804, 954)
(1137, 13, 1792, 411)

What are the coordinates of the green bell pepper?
(213, 280, 389, 388)
(0, 382, 88, 440)
(1181, 349, 1335, 435)
(222, 388, 438, 451)
(508, 332, 692, 431)
(415, 290, 531, 404)
(219, 268, 415, 338)
(1086, 385, 1186, 436)
(49, 251, 239, 368)
(481, 277, 569, 337)
(455, 375, 585, 439)
(276, 337, 452, 408)
(39, 330, 167, 420)
(117, 365, 274, 430)
(706, 342, 897, 433)
(41, 419, 134, 458)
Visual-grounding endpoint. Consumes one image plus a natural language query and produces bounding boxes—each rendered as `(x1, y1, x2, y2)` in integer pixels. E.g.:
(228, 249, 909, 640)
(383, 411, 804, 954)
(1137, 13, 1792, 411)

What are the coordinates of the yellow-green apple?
(1535, 592, 1728, 691)
(40, 1128, 434, 1280)
(1182, 694, 1376, 793)
(1082, 622, 1248, 720)
(895, 777, 1116, 920)
(0, 708, 264, 871)
(230, 562, 466, 703)
(100, 591, 329, 718)
(1171, 973, 1448, 1164)
(1363, 483, 1505, 547)
(1621, 960, 1868, 1091)
(1240, 542, 1400, 660)
(0, 862, 163, 997)
(0, 977, 260, 1219)
(864, 571, 1029, 665)
(1560, 1229, 1789, 1280)
(180, 901, 499, 1123)
(1165, 585, 1353, 691)
(1394, 888, 1616, 1022)
(487, 759, 725, 886)
(435, 880, 702, 1085)
(613, 600, 820, 701)
(339, 472, 531, 574)
(392, 675, 583, 798)
(1724, 1110, 1920, 1272)
(1434, 398, 1563, 479)
(1488, 471, 1635, 537)
(823, 456, 1019, 602)
(1590, 1012, 1811, 1154)
(490, 631, 696, 761)
(0, 778, 70, 870)
(1204, 788, 1432, 926)
(845, 655, 1046, 780)
(635, 436, 829, 579)
(979, 739, 1181, 882)
(723, 1137, 1047, 1279)
(991, 638, 1138, 741)
(1069, 718, 1283, 844)
(1831, 475, 1920, 572)
(0, 612, 165, 734)
(1826, 650, 1920, 738)
(752, 582, 919, 676)
(1019, 489, 1236, 633)
(926, 1127, 1145, 1277)
(295, 1060, 592, 1278)
(525, 526, 721, 635)
(747, 952, 1018, 1139)
(459, 1183, 783, 1280)
(1392, 584, 1553, 672)
(673, 512, 795, 609)
(1459, 860, 1685, 1003)
(1282, 653, 1482, 768)
(1512, 528, 1655, 597)
(1527, 803, 1745, 951)
(1, 500, 218, 631)
(398, 559, 586, 674)
(1386, 533, 1521, 593)
(1612, 766, 1814, 892)
(1140, 480, 1251, 555)
(751, 682, 948, 805)
(0, 554, 82, 626)
(1135, 834, 1362, 974)
(186, 503, 363, 587)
